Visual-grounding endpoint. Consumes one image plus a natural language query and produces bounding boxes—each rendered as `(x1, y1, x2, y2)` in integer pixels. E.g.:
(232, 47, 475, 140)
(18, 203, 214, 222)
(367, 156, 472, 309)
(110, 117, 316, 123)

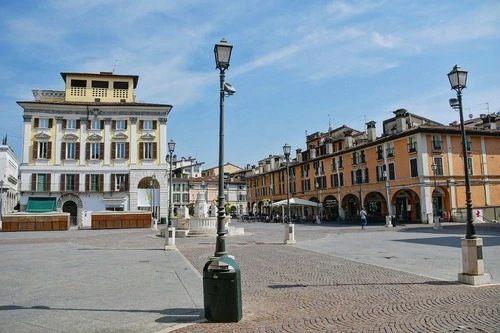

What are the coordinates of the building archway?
(137, 176, 159, 218)
(393, 189, 420, 222)
(57, 193, 83, 227)
(323, 195, 339, 221)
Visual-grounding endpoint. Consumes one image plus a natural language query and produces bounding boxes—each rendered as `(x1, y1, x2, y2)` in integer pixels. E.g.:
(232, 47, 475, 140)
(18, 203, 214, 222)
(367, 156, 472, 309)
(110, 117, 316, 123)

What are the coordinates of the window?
(114, 81, 129, 89)
(410, 158, 418, 177)
(467, 157, 473, 175)
(143, 142, 154, 159)
(386, 143, 395, 158)
(39, 118, 49, 128)
(37, 174, 47, 192)
(331, 158, 337, 171)
(116, 142, 125, 159)
(66, 143, 76, 160)
(338, 156, 343, 168)
(65, 174, 76, 191)
(91, 120, 101, 130)
(116, 174, 127, 191)
(116, 120, 126, 130)
(466, 136, 472, 151)
(432, 135, 442, 151)
(388, 162, 395, 180)
(173, 193, 181, 203)
(376, 146, 383, 160)
(90, 143, 100, 159)
(143, 120, 153, 130)
(91, 80, 109, 88)
(352, 152, 358, 165)
(66, 120, 77, 129)
(38, 142, 49, 159)
(408, 137, 417, 153)
(360, 150, 366, 164)
(433, 157, 444, 176)
(182, 193, 189, 202)
(71, 79, 86, 87)
(301, 164, 309, 178)
(90, 175, 100, 192)
(376, 164, 387, 181)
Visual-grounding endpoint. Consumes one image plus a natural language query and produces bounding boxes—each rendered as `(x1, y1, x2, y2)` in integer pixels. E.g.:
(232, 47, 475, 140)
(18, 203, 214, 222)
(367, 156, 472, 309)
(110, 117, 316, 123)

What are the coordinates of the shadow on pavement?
(268, 280, 459, 289)
(394, 235, 500, 248)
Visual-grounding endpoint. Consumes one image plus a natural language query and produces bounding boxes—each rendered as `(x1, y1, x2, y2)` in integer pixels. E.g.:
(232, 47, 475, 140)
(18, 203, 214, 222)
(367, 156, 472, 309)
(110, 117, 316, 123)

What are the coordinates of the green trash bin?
(160, 217, 167, 225)
(203, 256, 242, 322)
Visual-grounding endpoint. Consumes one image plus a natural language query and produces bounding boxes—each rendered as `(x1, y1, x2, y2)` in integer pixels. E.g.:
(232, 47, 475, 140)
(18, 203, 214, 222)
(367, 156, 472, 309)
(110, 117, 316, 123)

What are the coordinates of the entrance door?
(63, 201, 78, 226)
(395, 197, 408, 221)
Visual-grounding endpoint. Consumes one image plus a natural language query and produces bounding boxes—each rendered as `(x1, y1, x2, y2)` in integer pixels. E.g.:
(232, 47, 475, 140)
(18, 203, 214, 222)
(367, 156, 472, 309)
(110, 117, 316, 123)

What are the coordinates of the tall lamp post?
(447, 64, 475, 239)
(431, 163, 441, 230)
(165, 139, 176, 250)
(283, 143, 296, 243)
(448, 64, 489, 285)
(383, 170, 393, 227)
(315, 181, 321, 224)
(151, 174, 157, 230)
(203, 38, 242, 323)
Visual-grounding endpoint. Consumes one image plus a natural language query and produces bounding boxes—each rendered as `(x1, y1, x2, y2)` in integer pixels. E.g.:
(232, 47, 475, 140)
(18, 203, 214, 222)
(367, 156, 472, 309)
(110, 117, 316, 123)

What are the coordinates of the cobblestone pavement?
(174, 222, 500, 333)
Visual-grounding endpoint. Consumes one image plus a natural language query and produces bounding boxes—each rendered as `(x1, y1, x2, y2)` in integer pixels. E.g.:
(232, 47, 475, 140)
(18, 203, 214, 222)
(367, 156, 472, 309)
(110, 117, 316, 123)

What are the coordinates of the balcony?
(386, 148, 395, 158)
(432, 140, 442, 151)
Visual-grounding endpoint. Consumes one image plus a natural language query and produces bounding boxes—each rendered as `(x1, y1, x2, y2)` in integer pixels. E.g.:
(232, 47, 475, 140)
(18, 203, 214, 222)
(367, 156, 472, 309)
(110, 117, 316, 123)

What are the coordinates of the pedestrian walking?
(360, 208, 367, 229)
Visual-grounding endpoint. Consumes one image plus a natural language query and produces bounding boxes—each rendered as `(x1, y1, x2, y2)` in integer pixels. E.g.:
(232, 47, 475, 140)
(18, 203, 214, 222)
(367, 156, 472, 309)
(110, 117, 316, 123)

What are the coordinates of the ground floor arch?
(57, 193, 84, 227)
(393, 188, 420, 222)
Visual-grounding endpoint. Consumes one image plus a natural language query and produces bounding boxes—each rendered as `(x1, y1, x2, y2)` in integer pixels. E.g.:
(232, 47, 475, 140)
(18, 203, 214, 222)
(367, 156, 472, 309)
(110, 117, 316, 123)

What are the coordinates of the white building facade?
(17, 71, 173, 227)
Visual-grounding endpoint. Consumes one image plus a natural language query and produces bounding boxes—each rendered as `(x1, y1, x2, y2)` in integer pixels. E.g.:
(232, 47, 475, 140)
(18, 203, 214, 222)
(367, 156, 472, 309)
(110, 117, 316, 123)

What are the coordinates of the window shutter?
(61, 174, 65, 191)
(76, 119, 80, 128)
(34, 118, 39, 128)
(364, 168, 369, 183)
(47, 174, 51, 191)
(351, 171, 354, 185)
(112, 121, 116, 130)
(75, 174, 80, 192)
(111, 174, 115, 191)
(125, 143, 129, 159)
(139, 143, 143, 159)
(100, 143, 104, 160)
(111, 143, 116, 159)
(33, 141, 38, 159)
(86, 143, 90, 160)
(124, 120, 127, 129)
(139, 120, 143, 130)
(61, 142, 66, 159)
(85, 175, 90, 192)
(31, 174, 36, 191)
(48, 119, 53, 128)
(153, 120, 157, 130)
(153, 142, 157, 159)
(76, 142, 80, 159)
(63, 120, 67, 129)
(125, 174, 130, 191)
(99, 174, 104, 191)
(47, 142, 52, 159)
(100, 120, 104, 129)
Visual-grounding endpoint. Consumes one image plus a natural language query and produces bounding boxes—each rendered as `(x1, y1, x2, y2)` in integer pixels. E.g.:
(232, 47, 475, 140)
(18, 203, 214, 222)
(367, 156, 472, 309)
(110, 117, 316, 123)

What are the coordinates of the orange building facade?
(246, 109, 500, 224)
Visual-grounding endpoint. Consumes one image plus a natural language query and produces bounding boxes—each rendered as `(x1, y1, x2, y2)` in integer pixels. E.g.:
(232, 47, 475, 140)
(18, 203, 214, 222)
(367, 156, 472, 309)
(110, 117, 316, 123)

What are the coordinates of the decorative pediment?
(87, 133, 103, 141)
(63, 133, 79, 141)
(113, 133, 129, 141)
(140, 133, 155, 141)
(34, 132, 51, 140)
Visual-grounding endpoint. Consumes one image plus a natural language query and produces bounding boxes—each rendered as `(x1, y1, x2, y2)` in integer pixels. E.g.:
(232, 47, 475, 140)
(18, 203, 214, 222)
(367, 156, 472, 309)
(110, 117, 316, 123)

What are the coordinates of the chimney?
(296, 149, 303, 163)
(366, 121, 376, 142)
(482, 114, 496, 130)
(394, 109, 408, 132)
(344, 129, 353, 148)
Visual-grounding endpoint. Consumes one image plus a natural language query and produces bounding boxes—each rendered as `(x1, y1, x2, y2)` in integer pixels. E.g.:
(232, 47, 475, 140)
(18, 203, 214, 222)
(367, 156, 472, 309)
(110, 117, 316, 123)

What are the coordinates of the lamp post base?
(164, 226, 177, 250)
(385, 215, 393, 227)
(433, 216, 442, 230)
(284, 223, 296, 244)
(458, 238, 490, 285)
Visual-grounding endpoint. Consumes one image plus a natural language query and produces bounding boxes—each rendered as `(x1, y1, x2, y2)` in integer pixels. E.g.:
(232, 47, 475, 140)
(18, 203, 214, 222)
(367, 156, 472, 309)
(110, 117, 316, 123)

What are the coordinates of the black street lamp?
(431, 162, 441, 229)
(447, 64, 476, 239)
(165, 139, 176, 249)
(214, 38, 234, 257)
(167, 140, 176, 227)
(315, 181, 321, 223)
(283, 143, 292, 224)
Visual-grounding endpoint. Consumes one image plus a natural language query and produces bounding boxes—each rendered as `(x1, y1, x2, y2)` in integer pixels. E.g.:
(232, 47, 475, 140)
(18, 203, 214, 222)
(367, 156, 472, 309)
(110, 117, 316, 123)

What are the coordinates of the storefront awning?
(26, 197, 57, 212)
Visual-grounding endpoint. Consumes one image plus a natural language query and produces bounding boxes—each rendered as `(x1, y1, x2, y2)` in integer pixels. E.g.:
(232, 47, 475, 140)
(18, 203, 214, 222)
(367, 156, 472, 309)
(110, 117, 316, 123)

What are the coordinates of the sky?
(1, 0, 499, 169)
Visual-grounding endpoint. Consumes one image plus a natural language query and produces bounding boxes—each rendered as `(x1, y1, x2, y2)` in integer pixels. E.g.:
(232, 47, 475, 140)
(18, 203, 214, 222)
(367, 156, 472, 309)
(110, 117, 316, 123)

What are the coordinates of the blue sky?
(1, 0, 499, 169)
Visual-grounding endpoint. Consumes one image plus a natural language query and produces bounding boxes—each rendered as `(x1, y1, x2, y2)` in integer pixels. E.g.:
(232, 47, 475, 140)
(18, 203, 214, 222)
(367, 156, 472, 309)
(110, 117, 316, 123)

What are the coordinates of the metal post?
(215, 68, 227, 257)
(168, 153, 174, 227)
(383, 170, 392, 227)
(457, 91, 476, 239)
(165, 140, 176, 250)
